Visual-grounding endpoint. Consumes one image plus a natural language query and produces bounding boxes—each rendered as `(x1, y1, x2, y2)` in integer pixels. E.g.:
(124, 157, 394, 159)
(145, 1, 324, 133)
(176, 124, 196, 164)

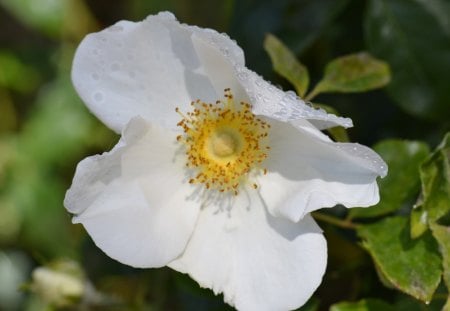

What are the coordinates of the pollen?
(176, 88, 270, 194)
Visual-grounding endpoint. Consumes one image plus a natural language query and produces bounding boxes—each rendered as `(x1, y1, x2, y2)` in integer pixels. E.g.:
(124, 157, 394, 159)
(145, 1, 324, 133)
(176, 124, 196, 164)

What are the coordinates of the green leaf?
(0, 51, 40, 93)
(365, 0, 450, 121)
(394, 295, 445, 311)
(410, 207, 429, 240)
(307, 52, 390, 99)
(349, 140, 429, 219)
(330, 299, 395, 311)
(19, 76, 116, 167)
(430, 223, 450, 309)
(411, 133, 450, 237)
(357, 216, 442, 302)
(0, 0, 67, 37)
(0, 0, 97, 39)
(264, 34, 309, 97)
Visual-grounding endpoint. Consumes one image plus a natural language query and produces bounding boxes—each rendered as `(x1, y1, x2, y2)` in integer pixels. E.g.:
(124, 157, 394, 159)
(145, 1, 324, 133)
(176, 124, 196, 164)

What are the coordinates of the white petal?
(235, 67, 353, 129)
(259, 119, 387, 222)
(169, 192, 327, 311)
(72, 12, 245, 133)
(188, 31, 353, 130)
(64, 117, 199, 268)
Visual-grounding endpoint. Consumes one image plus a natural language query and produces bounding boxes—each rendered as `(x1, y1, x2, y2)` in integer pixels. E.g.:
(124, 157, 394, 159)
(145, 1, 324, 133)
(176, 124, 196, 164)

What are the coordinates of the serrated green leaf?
(349, 140, 429, 219)
(430, 223, 450, 309)
(330, 299, 395, 311)
(365, 0, 450, 121)
(264, 34, 309, 97)
(307, 52, 390, 99)
(357, 216, 442, 302)
(411, 133, 450, 237)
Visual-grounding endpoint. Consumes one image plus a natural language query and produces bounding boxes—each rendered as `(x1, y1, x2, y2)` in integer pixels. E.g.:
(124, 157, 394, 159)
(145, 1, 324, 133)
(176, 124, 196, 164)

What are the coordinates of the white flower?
(65, 12, 387, 311)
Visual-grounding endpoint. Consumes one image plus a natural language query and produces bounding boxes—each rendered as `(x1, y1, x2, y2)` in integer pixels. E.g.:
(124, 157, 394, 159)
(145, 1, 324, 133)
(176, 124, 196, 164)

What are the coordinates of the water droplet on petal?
(93, 92, 103, 102)
(237, 71, 248, 80)
(91, 73, 99, 81)
(111, 63, 120, 72)
(220, 47, 230, 56)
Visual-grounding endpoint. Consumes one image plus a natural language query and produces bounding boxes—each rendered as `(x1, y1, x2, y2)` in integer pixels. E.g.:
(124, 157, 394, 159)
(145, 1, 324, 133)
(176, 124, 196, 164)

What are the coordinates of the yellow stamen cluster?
(176, 88, 270, 195)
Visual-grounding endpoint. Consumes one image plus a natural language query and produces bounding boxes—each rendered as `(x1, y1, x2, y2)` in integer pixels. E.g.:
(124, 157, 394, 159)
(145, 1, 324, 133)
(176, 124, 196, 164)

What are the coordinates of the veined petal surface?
(259, 119, 387, 222)
(64, 117, 200, 268)
(169, 192, 327, 311)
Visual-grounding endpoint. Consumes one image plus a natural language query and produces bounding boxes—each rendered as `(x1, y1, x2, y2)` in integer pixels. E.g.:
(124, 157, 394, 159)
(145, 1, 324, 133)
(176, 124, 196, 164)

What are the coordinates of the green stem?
(312, 212, 359, 230)
(304, 84, 321, 101)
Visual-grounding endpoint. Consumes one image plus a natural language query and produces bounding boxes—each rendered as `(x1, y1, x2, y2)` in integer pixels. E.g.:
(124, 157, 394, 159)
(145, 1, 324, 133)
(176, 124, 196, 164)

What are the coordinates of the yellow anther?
(176, 89, 269, 193)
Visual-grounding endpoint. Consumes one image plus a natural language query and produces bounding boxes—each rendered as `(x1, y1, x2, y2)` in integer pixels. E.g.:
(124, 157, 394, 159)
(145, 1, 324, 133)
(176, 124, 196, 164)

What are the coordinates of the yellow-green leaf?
(264, 34, 309, 97)
(307, 52, 390, 100)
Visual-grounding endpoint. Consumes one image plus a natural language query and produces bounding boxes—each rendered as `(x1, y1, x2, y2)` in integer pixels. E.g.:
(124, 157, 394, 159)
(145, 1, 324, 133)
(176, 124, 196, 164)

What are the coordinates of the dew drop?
(220, 47, 230, 56)
(111, 63, 120, 72)
(91, 73, 100, 81)
(94, 92, 103, 102)
(237, 71, 248, 80)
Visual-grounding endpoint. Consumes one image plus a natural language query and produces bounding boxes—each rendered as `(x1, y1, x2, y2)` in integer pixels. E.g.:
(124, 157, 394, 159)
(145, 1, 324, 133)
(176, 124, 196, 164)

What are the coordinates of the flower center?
(209, 130, 238, 158)
(176, 88, 269, 195)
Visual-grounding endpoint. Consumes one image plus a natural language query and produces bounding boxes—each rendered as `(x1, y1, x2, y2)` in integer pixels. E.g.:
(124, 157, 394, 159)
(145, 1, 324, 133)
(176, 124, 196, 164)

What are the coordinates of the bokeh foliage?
(0, 0, 449, 310)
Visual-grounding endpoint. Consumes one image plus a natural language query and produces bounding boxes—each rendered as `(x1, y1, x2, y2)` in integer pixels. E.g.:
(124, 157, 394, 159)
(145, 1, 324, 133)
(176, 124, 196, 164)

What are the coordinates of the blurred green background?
(0, 0, 449, 310)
